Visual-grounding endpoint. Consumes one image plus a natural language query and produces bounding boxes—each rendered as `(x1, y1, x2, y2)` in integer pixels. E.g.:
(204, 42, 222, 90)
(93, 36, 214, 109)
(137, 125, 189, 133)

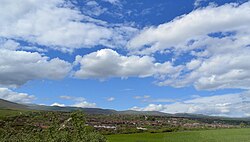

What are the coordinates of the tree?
(0, 111, 107, 142)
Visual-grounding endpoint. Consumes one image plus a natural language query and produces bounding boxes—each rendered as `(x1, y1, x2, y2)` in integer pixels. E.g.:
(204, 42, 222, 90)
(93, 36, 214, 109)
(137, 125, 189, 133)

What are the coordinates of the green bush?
(0, 111, 107, 142)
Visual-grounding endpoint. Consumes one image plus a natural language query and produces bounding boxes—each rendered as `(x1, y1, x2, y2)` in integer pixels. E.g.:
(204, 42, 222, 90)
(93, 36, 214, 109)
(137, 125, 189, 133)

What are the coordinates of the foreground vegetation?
(0, 109, 30, 118)
(0, 111, 106, 142)
(107, 128, 250, 142)
(1, 108, 250, 142)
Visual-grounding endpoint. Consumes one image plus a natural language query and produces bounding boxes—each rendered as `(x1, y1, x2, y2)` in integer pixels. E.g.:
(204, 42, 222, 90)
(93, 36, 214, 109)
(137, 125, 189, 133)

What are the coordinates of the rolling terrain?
(1, 99, 250, 142)
(0, 99, 29, 110)
(1, 98, 250, 121)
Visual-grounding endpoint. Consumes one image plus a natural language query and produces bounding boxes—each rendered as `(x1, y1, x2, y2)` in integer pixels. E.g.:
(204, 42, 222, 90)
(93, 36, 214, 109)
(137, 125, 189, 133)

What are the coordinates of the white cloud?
(122, 88, 133, 91)
(20, 46, 47, 52)
(0, 88, 35, 103)
(127, 2, 250, 90)
(102, 0, 120, 5)
(59, 95, 85, 102)
(134, 95, 176, 103)
(74, 48, 182, 79)
(194, 51, 250, 90)
(190, 95, 201, 98)
(132, 104, 164, 112)
(131, 91, 250, 117)
(186, 60, 202, 70)
(127, 2, 250, 54)
(194, 0, 208, 8)
(59, 95, 73, 100)
(0, 42, 71, 87)
(58, 95, 96, 108)
(134, 95, 150, 99)
(83, 1, 107, 16)
(158, 36, 250, 90)
(0, 39, 20, 51)
(148, 98, 176, 103)
(73, 101, 96, 108)
(107, 97, 115, 101)
(0, 0, 134, 52)
(0, 38, 46, 52)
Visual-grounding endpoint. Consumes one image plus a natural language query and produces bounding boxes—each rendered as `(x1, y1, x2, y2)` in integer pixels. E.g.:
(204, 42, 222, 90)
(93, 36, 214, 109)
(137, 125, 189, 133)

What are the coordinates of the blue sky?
(0, 0, 250, 117)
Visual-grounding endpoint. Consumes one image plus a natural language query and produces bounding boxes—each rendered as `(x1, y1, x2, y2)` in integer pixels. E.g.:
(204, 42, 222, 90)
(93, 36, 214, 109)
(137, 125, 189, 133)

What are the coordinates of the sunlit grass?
(0, 109, 30, 118)
(107, 128, 250, 142)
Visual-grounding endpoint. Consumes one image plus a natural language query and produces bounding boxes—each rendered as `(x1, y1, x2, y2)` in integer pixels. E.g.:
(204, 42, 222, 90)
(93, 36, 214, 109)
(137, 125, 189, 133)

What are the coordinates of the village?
(85, 114, 244, 134)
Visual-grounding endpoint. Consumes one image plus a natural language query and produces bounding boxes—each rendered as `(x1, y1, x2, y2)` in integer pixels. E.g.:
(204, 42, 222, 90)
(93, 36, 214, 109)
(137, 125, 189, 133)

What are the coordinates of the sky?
(0, 0, 250, 117)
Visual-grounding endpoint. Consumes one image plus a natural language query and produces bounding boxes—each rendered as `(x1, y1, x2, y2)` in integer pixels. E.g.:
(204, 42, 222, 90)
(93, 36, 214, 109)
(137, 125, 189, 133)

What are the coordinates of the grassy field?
(106, 128, 250, 142)
(0, 109, 30, 118)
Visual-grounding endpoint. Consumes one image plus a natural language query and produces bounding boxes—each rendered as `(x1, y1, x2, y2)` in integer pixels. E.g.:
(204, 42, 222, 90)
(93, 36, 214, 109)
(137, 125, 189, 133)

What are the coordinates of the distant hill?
(0, 99, 29, 110)
(29, 105, 170, 116)
(28, 104, 117, 115)
(1, 99, 250, 121)
(120, 110, 171, 116)
(174, 113, 250, 121)
(174, 113, 211, 118)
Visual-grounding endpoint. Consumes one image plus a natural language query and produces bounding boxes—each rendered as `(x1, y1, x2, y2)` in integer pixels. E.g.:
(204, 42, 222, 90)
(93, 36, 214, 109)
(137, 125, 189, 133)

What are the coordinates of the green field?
(107, 128, 250, 142)
(0, 109, 30, 118)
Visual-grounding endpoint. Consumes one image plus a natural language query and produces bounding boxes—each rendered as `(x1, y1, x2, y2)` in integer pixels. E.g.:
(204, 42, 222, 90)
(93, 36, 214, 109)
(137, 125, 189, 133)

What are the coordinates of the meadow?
(0, 109, 30, 118)
(106, 128, 250, 142)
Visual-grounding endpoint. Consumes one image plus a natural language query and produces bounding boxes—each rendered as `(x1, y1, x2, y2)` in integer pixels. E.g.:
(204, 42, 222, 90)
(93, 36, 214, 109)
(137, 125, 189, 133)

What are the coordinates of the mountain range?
(1, 98, 249, 121)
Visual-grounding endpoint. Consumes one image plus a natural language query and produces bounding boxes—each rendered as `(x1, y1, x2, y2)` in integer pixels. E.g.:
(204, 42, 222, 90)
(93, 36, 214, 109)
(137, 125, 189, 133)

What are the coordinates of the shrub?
(0, 111, 107, 142)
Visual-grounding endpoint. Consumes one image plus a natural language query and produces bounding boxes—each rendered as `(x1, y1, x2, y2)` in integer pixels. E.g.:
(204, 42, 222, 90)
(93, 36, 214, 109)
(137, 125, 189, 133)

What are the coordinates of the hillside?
(0, 99, 29, 110)
(29, 104, 117, 115)
(0, 99, 172, 116)
(0, 99, 249, 121)
(120, 110, 171, 116)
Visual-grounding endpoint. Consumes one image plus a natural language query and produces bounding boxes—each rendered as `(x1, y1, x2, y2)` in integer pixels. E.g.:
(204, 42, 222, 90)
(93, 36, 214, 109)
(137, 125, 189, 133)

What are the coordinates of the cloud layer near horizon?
(0, 88, 35, 103)
(131, 91, 250, 117)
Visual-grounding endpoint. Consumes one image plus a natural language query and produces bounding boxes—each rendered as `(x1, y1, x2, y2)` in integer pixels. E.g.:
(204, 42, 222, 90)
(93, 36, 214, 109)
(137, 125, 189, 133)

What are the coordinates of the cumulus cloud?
(0, 0, 135, 52)
(0, 88, 35, 103)
(51, 101, 96, 108)
(83, 1, 107, 16)
(127, 2, 250, 90)
(131, 91, 250, 117)
(194, 0, 208, 8)
(107, 97, 115, 101)
(131, 104, 164, 112)
(0, 41, 71, 87)
(72, 101, 96, 108)
(58, 95, 96, 108)
(59, 95, 85, 102)
(158, 33, 250, 90)
(128, 2, 250, 54)
(0, 39, 20, 51)
(74, 49, 182, 79)
(0, 38, 47, 52)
